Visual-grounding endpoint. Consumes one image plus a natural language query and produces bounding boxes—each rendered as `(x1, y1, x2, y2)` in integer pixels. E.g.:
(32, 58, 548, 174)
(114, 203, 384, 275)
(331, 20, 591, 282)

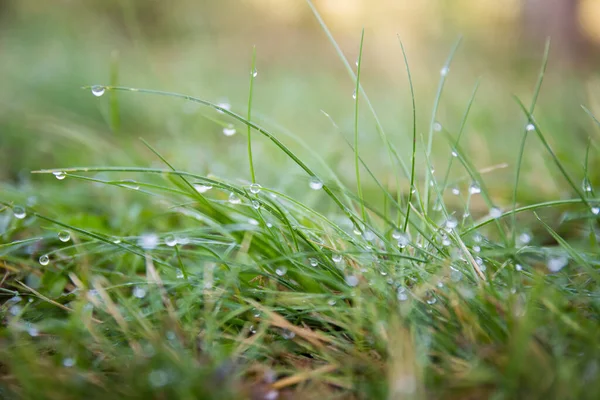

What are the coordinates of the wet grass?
(1, 4, 600, 400)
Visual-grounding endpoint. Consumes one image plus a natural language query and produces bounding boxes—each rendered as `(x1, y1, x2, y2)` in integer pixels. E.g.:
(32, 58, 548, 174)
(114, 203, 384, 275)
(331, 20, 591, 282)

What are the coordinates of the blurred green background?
(1, 0, 599, 207)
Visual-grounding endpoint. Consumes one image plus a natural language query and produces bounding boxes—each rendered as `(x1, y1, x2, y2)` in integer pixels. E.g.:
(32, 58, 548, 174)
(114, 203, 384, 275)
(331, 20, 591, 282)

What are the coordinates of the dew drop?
(451, 186, 460, 195)
(175, 235, 190, 245)
(281, 329, 295, 339)
(517, 232, 532, 246)
(138, 233, 159, 250)
(397, 287, 409, 301)
(13, 206, 26, 219)
(440, 66, 449, 76)
(164, 234, 177, 247)
(39, 255, 49, 266)
(442, 236, 451, 246)
(194, 183, 212, 193)
(547, 256, 568, 272)
(363, 230, 375, 241)
(91, 85, 105, 97)
(251, 200, 261, 210)
(525, 123, 535, 131)
(176, 269, 184, 279)
(328, 298, 337, 306)
(133, 286, 147, 299)
(469, 182, 481, 195)
(264, 390, 279, 400)
(252, 68, 258, 78)
(591, 206, 600, 215)
(426, 296, 437, 305)
(53, 171, 66, 180)
(275, 266, 287, 276)
(352, 90, 357, 100)
(112, 237, 122, 244)
(58, 231, 71, 242)
(345, 275, 359, 287)
(515, 264, 523, 271)
(309, 258, 318, 267)
(148, 369, 169, 388)
(249, 183, 262, 194)
(223, 125, 237, 137)
(62, 357, 76, 367)
(473, 245, 481, 253)
(9, 304, 22, 315)
(396, 233, 409, 248)
(582, 178, 592, 192)
(121, 179, 139, 190)
(489, 207, 502, 219)
(228, 192, 242, 204)
(217, 102, 231, 113)
(445, 216, 458, 230)
(332, 254, 343, 263)
(450, 267, 462, 282)
(433, 122, 442, 132)
(309, 177, 323, 190)
(451, 150, 458, 157)
(27, 325, 39, 337)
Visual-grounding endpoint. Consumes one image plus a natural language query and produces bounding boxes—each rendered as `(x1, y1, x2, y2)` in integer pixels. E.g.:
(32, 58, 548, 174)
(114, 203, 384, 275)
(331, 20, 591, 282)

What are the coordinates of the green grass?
(2, 4, 600, 400)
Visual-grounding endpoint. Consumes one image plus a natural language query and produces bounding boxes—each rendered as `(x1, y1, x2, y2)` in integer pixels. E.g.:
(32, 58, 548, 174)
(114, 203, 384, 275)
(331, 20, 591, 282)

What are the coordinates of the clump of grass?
(2, 4, 600, 400)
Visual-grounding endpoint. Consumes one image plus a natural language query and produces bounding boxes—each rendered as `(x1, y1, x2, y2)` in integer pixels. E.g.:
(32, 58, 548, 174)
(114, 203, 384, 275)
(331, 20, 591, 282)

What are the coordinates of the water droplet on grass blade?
(249, 183, 262, 194)
(62, 357, 76, 367)
(58, 231, 71, 242)
(281, 329, 295, 339)
(547, 256, 568, 272)
(176, 269, 184, 279)
(194, 183, 212, 193)
(489, 207, 502, 219)
(309, 177, 323, 190)
(515, 264, 523, 271)
(251, 200, 261, 209)
(445, 216, 458, 230)
(13, 206, 26, 219)
(433, 122, 442, 132)
(352, 90, 357, 100)
(223, 125, 237, 136)
(451, 150, 458, 157)
(121, 179, 139, 190)
(39, 255, 49, 266)
(526, 123, 535, 131)
(517, 232, 532, 246)
(91, 85, 105, 97)
(133, 286, 147, 298)
(440, 66, 449, 76)
(228, 192, 241, 204)
(451, 186, 460, 195)
(138, 233, 159, 250)
(164, 235, 177, 247)
(275, 266, 287, 276)
(252, 68, 258, 78)
(591, 206, 600, 215)
(53, 171, 66, 180)
(582, 178, 592, 192)
(332, 254, 343, 263)
(217, 102, 231, 113)
(309, 258, 318, 267)
(469, 182, 481, 194)
(148, 369, 169, 388)
(345, 275, 359, 287)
